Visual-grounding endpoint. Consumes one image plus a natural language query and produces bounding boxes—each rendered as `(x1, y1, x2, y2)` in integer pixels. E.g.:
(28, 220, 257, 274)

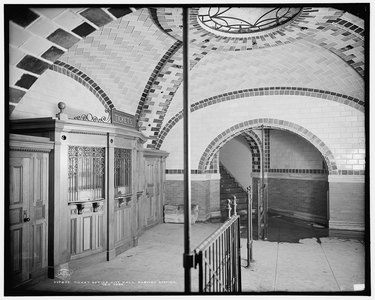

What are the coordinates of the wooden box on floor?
(164, 204, 199, 224)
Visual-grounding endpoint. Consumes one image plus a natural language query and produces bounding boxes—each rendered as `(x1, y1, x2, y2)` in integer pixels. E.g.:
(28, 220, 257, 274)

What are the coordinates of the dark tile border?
(241, 131, 261, 173)
(197, 118, 338, 175)
(156, 86, 363, 150)
(51, 60, 115, 112)
(166, 169, 217, 174)
(136, 40, 182, 122)
(268, 168, 328, 174)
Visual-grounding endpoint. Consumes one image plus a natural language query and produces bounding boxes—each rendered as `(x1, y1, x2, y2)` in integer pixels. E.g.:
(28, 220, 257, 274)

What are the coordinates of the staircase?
(219, 164, 249, 220)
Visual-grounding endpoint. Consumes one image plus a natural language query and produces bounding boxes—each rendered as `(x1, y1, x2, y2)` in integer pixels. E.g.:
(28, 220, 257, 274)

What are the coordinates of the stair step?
(220, 177, 234, 182)
(221, 187, 245, 193)
(220, 181, 238, 186)
(220, 202, 248, 209)
(220, 193, 247, 199)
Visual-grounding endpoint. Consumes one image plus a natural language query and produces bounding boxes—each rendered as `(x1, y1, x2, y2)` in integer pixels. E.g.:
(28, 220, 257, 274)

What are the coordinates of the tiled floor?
(22, 215, 366, 295)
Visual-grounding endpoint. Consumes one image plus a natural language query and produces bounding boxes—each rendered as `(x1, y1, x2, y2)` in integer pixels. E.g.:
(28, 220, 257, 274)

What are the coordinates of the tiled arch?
(136, 41, 182, 122)
(241, 131, 262, 173)
(51, 60, 114, 112)
(141, 6, 364, 148)
(156, 86, 363, 149)
(198, 118, 337, 175)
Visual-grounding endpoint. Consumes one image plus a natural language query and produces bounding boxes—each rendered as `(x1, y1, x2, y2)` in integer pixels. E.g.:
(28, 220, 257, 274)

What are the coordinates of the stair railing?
(192, 196, 242, 292)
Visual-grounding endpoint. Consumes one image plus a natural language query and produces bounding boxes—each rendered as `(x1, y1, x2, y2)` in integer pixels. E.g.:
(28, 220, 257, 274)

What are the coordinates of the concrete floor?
(23, 216, 366, 294)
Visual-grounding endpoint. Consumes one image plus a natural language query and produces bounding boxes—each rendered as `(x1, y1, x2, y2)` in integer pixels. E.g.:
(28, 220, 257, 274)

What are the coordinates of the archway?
(199, 119, 334, 239)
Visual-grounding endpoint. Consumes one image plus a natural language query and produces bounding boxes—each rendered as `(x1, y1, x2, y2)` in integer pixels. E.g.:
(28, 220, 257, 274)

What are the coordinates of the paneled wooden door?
(145, 159, 161, 227)
(9, 153, 49, 286)
(9, 157, 31, 285)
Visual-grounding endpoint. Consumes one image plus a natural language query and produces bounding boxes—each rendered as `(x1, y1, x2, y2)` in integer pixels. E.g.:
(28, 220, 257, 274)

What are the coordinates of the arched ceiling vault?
(9, 6, 365, 148)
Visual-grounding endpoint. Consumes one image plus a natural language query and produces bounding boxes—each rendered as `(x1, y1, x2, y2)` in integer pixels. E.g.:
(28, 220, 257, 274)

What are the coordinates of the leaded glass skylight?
(197, 7, 302, 35)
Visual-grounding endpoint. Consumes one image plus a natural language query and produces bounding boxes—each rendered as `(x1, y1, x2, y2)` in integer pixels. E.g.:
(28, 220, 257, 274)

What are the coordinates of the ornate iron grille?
(114, 148, 132, 196)
(198, 7, 301, 34)
(68, 146, 105, 202)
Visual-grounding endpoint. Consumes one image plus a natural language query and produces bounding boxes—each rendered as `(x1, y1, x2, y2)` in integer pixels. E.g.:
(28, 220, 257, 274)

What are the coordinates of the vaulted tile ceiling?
(8, 6, 365, 149)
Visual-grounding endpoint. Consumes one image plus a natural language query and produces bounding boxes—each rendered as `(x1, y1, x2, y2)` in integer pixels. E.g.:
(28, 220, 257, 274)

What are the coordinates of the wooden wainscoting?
(114, 195, 135, 254)
(69, 201, 105, 259)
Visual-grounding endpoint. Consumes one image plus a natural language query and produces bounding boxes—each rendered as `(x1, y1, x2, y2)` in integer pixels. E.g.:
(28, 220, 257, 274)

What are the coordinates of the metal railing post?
(197, 251, 203, 292)
(182, 7, 192, 293)
(246, 185, 253, 267)
(227, 199, 232, 219)
(232, 195, 237, 215)
(237, 217, 242, 292)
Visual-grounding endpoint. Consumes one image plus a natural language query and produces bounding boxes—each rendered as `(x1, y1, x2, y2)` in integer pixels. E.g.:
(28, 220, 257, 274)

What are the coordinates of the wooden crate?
(164, 204, 199, 224)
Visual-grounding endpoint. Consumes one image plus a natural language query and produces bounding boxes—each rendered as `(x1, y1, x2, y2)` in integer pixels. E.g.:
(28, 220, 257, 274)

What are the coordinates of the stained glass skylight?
(197, 7, 302, 34)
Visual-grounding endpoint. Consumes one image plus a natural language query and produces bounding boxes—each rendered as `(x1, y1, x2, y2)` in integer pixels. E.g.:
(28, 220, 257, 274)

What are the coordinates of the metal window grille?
(68, 146, 105, 202)
(114, 148, 132, 196)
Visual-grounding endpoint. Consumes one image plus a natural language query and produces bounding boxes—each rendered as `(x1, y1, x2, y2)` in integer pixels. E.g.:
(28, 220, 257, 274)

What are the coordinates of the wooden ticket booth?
(8, 104, 168, 286)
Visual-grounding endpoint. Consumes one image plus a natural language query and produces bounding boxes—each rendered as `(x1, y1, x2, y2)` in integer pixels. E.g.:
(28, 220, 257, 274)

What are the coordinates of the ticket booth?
(9, 104, 168, 283)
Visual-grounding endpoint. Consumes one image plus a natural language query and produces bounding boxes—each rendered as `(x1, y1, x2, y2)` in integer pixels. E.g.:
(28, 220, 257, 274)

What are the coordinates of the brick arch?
(198, 118, 337, 175)
(241, 131, 262, 173)
(51, 61, 114, 112)
(156, 87, 363, 149)
(136, 41, 182, 122)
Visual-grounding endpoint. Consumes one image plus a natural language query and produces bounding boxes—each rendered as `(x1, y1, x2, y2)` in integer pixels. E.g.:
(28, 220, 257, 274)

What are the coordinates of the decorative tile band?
(268, 168, 328, 174)
(136, 40, 182, 123)
(154, 7, 364, 78)
(331, 17, 364, 39)
(165, 168, 364, 175)
(197, 118, 338, 175)
(166, 169, 217, 174)
(51, 61, 115, 112)
(241, 131, 261, 173)
(155, 86, 363, 150)
(265, 129, 270, 171)
(139, 45, 210, 149)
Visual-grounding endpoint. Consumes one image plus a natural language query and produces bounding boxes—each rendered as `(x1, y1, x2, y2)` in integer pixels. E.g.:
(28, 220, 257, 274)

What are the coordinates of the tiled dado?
(165, 168, 363, 175)
(268, 169, 328, 174)
(166, 169, 217, 174)
(197, 118, 337, 175)
(155, 87, 363, 150)
(51, 61, 114, 112)
(8, 7, 135, 111)
(267, 168, 364, 175)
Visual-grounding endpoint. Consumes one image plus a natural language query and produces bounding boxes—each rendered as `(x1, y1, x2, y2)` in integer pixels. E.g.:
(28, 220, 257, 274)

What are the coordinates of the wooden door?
(30, 153, 49, 274)
(145, 159, 160, 227)
(9, 157, 31, 285)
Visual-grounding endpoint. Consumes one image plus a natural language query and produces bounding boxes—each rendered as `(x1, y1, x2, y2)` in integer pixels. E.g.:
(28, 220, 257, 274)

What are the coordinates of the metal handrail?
(194, 215, 239, 253)
(192, 201, 242, 293)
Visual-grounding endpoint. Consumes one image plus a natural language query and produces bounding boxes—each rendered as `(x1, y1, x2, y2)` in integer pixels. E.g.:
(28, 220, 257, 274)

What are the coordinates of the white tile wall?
(162, 95, 365, 172)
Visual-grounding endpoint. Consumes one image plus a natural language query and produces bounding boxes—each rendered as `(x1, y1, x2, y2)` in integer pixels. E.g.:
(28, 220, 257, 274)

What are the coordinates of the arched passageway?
(213, 126, 330, 240)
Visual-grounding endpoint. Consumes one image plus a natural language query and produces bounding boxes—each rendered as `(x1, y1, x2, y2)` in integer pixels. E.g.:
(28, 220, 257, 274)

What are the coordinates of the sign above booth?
(111, 109, 136, 129)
